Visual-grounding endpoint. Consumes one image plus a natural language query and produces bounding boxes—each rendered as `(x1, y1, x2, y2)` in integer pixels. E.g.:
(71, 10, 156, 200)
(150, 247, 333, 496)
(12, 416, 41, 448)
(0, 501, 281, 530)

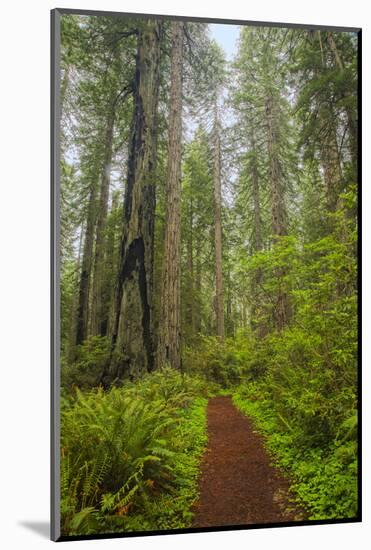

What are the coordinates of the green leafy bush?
(61, 368, 208, 535)
(183, 333, 255, 387)
(233, 378, 358, 520)
(62, 335, 110, 390)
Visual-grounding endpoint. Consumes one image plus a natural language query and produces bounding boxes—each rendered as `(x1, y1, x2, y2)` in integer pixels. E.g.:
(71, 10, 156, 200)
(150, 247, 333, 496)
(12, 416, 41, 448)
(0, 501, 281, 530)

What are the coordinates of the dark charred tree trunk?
(213, 101, 225, 341)
(104, 21, 162, 383)
(157, 22, 184, 370)
(265, 94, 291, 331)
(90, 109, 115, 336)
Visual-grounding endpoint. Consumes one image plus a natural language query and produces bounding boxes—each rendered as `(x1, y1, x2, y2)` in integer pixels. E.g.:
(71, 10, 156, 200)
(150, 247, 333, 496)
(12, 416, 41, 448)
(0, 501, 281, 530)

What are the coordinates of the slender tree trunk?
(194, 236, 202, 335)
(212, 101, 225, 341)
(321, 123, 342, 212)
(157, 22, 184, 370)
(327, 31, 357, 169)
(104, 21, 162, 383)
(251, 146, 263, 253)
(186, 194, 195, 336)
(225, 267, 233, 337)
(75, 177, 98, 345)
(312, 32, 343, 212)
(266, 95, 287, 238)
(90, 109, 115, 336)
(265, 94, 291, 331)
(68, 224, 84, 362)
(249, 129, 266, 337)
(105, 193, 121, 338)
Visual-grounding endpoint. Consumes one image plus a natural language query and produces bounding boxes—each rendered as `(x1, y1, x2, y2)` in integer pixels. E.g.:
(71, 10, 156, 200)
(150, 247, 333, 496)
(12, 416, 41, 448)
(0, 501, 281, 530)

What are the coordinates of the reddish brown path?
(192, 396, 304, 528)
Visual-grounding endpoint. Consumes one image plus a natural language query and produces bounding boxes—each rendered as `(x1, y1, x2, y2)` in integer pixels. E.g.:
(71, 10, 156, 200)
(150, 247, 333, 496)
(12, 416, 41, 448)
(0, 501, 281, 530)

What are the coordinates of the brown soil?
(192, 396, 305, 528)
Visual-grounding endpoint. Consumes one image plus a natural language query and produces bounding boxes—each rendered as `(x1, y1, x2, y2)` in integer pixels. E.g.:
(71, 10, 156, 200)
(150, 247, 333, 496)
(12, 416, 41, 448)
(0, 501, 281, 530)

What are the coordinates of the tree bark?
(212, 101, 225, 341)
(249, 129, 266, 337)
(157, 22, 184, 370)
(186, 193, 195, 336)
(106, 21, 162, 383)
(327, 32, 357, 170)
(194, 236, 202, 335)
(265, 94, 291, 331)
(75, 177, 98, 346)
(105, 192, 121, 338)
(321, 123, 342, 212)
(266, 95, 287, 238)
(182, 192, 195, 341)
(251, 134, 263, 253)
(90, 108, 115, 336)
(313, 32, 343, 212)
(68, 223, 84, 362)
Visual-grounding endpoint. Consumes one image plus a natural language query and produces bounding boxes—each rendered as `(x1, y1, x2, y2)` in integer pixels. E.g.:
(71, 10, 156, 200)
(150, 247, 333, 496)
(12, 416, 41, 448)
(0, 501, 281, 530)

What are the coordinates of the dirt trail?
(192, 396, 304, 528)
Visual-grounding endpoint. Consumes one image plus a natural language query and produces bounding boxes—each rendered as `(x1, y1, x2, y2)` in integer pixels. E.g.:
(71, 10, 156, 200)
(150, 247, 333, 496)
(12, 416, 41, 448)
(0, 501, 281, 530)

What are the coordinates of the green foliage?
(62, 336, 111, 390)
(61, 368, 208, 535)
(183, 333, 253, 387)
(233, 384, 357, 520)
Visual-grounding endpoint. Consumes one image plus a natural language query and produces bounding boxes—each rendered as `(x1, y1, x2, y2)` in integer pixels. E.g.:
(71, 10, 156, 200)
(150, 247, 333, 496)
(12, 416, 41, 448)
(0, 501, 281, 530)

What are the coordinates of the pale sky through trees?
(209, 23, 240, 59)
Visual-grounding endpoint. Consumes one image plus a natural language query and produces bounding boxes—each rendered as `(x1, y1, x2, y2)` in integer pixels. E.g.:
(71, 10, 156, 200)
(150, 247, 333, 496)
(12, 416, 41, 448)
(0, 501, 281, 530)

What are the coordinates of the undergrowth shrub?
(61, 368, 208, 535)
(233, 325, 358, 521)
(61, 335, 110, 390)
(183, 332, 261, 387)
(232, 198, 358, 520)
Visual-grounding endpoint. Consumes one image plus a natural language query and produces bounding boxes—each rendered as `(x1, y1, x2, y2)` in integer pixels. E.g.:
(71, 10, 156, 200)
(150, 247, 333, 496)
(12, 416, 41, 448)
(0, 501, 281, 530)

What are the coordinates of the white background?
(0, 0, 368, 548)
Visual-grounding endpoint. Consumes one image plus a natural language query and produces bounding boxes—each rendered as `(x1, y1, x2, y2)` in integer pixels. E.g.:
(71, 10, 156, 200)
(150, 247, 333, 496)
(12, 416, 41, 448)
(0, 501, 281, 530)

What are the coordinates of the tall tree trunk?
(157, 22, 184, 370)
(313, 32, 343, 213)
(249, 129, 266, 337)
(225, 267, 233, 337)
(75, 176, 98, 346)
(105, 21, 162, 383)
(194, 236, 202, 334)
(265, 94, 291, 331)
(105, 192, 121, 338)
(212, 101, 225, 340)
(68, 224, 84, 362)
(321, 122, 342, 212)
(266, 95, 287, 238)
(327, 31, 357, 170)
(90, 108, 115, 336)
(186, 194, 195, 336)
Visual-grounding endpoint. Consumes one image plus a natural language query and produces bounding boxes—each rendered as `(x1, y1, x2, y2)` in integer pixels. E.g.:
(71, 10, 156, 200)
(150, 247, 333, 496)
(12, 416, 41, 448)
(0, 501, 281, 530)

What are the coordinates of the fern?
(60, 369, 209, 535)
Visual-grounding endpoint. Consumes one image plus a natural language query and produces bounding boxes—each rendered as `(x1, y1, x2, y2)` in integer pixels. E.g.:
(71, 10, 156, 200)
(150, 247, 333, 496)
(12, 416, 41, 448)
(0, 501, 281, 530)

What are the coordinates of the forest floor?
(192, 396, 306, 528)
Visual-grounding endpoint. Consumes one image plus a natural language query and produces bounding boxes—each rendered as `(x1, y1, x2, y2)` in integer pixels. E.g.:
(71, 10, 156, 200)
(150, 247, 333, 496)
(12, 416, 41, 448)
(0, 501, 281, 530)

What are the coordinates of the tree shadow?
(18, 521, 49, 539)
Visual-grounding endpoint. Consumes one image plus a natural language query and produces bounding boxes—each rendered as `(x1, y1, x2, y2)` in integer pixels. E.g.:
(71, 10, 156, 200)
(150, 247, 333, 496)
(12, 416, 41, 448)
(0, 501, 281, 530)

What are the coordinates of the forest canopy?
(58, 13, 359, 537)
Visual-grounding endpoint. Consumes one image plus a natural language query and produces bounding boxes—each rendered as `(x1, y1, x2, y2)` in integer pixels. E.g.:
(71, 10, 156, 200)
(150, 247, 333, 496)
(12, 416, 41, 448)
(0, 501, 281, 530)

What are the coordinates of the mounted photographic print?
(51, 8, 361, 541)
